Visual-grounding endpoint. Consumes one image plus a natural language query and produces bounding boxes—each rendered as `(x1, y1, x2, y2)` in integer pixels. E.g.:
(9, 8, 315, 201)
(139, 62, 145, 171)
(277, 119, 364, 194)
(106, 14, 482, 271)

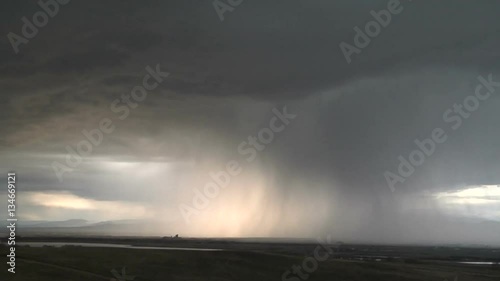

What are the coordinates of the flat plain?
(1, 238, 499, 281)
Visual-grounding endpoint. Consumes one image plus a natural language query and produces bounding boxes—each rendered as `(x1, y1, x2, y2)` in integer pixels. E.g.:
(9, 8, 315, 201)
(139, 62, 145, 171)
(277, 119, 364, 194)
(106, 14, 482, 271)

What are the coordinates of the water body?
(458, 261, 499, 265)
(15, 242, 223, 251)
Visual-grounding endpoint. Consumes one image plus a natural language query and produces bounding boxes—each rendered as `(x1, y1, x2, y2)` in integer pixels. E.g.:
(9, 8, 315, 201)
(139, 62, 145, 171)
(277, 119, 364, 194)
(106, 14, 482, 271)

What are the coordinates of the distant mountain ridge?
(1, 219, 167, 237)
(17, 219, 90, 228)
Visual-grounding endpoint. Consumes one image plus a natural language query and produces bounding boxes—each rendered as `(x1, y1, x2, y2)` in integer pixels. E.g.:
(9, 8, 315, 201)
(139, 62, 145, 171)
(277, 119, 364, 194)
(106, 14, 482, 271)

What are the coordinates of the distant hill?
(1, 219, 168, 237)
(17, 219, 90, 228)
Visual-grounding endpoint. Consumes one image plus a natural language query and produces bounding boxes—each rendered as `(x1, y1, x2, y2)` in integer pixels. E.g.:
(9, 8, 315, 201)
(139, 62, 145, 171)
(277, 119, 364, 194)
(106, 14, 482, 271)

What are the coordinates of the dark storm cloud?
(3, 0, 500, 97)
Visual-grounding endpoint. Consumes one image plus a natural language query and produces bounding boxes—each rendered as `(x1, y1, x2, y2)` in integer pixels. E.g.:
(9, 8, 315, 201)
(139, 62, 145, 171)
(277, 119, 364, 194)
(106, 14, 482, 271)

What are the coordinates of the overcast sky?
(1, 0, 500, 245)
